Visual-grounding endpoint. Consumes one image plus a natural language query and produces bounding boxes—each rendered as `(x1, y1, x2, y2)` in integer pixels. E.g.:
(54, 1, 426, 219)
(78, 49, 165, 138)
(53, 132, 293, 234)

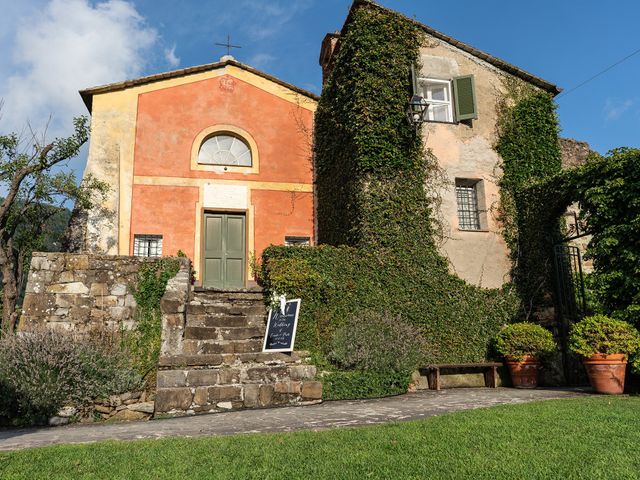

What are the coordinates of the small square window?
(455, 180, 481, 230)
(419, 78, 453, 122)
(134, 234, 163, 257)
(285, 236, 310, 246)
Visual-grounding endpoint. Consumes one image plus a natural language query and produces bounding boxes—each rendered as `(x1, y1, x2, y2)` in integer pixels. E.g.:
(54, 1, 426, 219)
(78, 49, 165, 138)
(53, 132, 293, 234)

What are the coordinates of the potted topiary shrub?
(569, 315, 640, 394)
(495, 323, 556, 388)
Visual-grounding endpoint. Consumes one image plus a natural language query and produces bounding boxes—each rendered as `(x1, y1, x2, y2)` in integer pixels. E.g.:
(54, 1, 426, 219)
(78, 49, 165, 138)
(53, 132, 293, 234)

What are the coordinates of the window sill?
(457, 228, 490, 233)
(425, 120, 457, 125)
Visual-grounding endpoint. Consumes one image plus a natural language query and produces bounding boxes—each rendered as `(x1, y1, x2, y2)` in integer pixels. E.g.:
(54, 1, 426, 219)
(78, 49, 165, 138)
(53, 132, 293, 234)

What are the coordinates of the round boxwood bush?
(495, 322, 556, 360)
(569, 314, 640, 358)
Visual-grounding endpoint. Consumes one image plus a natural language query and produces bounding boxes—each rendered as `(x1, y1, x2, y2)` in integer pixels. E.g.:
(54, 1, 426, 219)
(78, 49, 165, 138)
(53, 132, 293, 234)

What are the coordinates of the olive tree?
(0, 116, 107, 333)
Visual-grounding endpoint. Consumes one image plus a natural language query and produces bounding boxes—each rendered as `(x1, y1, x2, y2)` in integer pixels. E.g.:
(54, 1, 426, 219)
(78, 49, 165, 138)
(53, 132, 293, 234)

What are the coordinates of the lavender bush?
(329, 312, 426, 373)
(0, 331, 141, 425)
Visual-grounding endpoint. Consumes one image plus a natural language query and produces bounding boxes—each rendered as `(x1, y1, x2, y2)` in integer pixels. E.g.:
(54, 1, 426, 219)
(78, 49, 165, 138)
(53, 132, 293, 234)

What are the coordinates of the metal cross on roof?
(215, 35, 242, 56)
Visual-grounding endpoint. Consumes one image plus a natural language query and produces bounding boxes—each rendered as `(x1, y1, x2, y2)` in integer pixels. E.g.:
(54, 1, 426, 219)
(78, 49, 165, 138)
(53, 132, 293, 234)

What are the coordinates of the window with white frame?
(419, 78, 453, 122)
(455, 179, 481, 230)
(198, 134, 252, 167)
(133, 234, 163, 257)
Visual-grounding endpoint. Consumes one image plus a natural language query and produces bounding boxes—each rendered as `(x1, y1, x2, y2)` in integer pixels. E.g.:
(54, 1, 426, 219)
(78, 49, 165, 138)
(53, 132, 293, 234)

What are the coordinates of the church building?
(76, 56, 317, 288)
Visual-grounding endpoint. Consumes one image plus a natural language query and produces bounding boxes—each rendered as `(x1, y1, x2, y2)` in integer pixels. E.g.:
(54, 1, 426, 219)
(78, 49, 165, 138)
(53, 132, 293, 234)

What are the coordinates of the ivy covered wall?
(262, 2, 519, 367)
(495, 91, 564, 317)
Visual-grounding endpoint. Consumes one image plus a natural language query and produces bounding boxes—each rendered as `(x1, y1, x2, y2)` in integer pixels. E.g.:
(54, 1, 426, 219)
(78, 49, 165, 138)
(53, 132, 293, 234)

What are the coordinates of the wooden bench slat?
(422, 362, 502, 391)
(426, 363, 502, 370)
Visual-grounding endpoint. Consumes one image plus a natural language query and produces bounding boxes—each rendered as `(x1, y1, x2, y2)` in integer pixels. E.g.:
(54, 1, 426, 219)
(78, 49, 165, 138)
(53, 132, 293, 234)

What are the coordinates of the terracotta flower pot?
(505, 355, 540, 388)
(583, 353, 627, 395)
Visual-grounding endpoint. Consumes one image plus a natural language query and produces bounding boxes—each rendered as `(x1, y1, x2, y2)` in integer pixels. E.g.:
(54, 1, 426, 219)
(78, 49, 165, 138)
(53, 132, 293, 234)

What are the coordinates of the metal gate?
(553, 244, 587, 321)
(553, 244, 587, 384)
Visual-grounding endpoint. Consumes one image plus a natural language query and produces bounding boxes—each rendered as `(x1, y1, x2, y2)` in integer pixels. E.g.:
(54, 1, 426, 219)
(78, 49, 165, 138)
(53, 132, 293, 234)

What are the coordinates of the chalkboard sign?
(262, 299, 301, 352)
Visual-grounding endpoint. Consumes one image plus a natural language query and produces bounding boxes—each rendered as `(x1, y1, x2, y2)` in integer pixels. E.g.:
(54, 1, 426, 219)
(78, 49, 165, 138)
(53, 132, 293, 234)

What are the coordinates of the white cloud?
(164, 44, 180, 68)
(603, 98, 635, 122)
(0, 0, 158, 138)
(248, 53, 276, 69)
(240, 0, 313, 40)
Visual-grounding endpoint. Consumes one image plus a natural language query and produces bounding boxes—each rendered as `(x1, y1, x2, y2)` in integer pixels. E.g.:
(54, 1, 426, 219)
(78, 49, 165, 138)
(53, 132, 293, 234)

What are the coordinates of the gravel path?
(0, 387, 590, 451)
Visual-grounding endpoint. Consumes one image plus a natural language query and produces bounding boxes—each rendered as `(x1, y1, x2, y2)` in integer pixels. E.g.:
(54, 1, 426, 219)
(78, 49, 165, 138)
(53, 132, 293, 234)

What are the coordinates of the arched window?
(197, 134, 252, 167)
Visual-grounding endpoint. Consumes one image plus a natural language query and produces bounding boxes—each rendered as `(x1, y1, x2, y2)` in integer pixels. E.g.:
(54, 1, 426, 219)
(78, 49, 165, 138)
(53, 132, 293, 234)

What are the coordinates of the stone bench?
(423, 362, 502, 391)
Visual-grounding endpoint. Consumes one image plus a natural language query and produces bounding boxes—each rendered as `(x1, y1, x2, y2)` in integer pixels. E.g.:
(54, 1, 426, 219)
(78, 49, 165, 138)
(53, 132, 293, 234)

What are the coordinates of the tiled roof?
(342, 0, 561, 95)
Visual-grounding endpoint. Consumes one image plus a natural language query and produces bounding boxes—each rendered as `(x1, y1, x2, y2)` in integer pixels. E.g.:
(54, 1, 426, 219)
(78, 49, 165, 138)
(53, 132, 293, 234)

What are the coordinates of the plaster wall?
(81, 64, 316, 284)
(418, 34, 542, 288)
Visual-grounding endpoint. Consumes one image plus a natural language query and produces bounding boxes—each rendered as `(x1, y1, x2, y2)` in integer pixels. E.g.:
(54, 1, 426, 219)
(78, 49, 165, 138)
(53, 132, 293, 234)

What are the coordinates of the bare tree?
(0, 116, 108, 333)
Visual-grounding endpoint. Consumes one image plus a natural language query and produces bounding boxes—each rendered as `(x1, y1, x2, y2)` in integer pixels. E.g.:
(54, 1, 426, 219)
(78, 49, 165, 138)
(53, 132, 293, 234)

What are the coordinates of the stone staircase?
(155, 290, 321, 415)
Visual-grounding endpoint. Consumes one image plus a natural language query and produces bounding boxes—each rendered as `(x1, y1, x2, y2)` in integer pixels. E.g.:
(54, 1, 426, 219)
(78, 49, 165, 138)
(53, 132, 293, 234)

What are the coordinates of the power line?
(556, 46, 640, 99)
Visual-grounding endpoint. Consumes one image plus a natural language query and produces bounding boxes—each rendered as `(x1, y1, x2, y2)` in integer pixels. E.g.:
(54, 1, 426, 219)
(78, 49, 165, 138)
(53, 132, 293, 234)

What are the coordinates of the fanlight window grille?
(198, 134, 252, 167)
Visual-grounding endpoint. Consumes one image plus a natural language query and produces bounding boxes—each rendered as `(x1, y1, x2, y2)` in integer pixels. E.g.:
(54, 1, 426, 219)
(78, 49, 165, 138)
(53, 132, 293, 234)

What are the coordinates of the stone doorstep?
(191, 291, 264, 301)
(187, 302, 266, 312)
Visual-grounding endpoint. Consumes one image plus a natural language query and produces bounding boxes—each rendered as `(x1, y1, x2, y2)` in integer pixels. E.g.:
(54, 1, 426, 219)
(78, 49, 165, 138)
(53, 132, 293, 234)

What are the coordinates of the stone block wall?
(19, 252, 191, 335)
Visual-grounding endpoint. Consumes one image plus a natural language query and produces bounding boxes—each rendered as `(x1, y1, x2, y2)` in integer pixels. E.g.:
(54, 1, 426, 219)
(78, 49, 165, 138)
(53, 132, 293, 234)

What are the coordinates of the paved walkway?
(0, 387, 589, 451)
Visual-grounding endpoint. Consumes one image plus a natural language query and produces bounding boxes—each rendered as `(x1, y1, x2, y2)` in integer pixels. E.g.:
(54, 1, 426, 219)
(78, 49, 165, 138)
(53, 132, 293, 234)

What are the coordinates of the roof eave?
(78, 59, 320, 114)
(345, 0, 562, 96)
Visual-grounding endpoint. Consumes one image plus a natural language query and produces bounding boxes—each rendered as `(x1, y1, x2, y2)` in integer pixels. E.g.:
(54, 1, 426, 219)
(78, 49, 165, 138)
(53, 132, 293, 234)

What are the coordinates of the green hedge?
(262, 245, 518, 365)
(322, 370, 412, 401)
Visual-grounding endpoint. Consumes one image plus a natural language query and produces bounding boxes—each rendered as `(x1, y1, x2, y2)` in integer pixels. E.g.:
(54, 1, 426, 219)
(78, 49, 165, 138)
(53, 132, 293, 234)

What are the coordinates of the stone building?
(321, 0, 562, 288)
(73, 56, 317, 289)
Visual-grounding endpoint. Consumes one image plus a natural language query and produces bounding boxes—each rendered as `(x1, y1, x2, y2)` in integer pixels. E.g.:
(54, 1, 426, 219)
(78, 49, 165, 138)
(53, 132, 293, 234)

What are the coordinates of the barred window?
(133, 234, 163, 257)
(285, 236, 310, 246)
(455, 180, 481, 230)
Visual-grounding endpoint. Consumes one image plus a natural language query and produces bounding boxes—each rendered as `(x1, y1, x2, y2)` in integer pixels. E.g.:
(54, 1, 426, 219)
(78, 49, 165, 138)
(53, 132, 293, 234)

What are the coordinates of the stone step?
(221, 351, 307, 365)
(184, 326, 264, 341)
(187, 303, 267, 316)
(183, 338, 264, 355)
(159, 351, 310, 368)
(157, 364, 317, 388)
(186, 314, 266, 329)
(191, 291, 265, 303)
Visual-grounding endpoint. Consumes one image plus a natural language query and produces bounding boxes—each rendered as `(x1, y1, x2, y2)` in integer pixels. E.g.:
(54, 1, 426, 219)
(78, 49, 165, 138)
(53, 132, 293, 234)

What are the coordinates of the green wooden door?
(203, 213, 246, 289)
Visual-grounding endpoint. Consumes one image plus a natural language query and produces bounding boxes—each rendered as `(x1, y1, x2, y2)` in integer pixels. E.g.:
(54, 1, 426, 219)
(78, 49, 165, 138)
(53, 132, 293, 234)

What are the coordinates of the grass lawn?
(0, 396, 638, 479)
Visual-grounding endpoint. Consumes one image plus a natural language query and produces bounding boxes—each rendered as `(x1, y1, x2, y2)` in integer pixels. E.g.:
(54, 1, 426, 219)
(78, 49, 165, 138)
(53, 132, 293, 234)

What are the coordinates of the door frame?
(200, 208, 248, 289)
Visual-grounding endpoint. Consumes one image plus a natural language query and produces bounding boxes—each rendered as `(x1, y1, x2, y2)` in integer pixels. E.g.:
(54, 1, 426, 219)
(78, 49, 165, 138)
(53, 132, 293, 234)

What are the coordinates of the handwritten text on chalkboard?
(262, 299, 301, 352)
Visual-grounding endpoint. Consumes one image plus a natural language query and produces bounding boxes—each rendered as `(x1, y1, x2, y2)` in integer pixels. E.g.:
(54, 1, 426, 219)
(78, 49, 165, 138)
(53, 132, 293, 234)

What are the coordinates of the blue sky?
(1, 0, 639, 164)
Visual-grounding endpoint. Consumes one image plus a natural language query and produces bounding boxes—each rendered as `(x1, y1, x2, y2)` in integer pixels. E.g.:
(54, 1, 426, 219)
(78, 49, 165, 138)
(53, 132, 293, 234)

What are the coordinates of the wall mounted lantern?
(406, 94, 429, 128)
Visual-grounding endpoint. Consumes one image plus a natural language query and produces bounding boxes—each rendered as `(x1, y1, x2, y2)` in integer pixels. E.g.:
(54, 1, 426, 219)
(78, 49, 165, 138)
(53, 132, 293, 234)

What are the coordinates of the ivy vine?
(261, 3, 519, 375)
(495, 91, 563, 316)
(124, 258, 180, 388)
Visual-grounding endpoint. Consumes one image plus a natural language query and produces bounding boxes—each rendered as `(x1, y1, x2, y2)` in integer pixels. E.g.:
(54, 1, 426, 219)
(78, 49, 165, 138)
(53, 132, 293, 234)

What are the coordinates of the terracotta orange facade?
(79, 59, 318, 287)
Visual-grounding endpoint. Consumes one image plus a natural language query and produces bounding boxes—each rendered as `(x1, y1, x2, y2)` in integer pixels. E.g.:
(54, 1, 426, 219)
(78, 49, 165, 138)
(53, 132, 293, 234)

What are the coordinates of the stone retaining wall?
(19, 252, 191, 335)
(50, 390, 156, 426)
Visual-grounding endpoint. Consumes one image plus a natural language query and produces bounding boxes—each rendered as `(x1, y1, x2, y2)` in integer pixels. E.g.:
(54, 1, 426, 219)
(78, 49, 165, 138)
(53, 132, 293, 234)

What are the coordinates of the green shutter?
(410, 64, 419, 95)
(453, 75, 478, 121)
